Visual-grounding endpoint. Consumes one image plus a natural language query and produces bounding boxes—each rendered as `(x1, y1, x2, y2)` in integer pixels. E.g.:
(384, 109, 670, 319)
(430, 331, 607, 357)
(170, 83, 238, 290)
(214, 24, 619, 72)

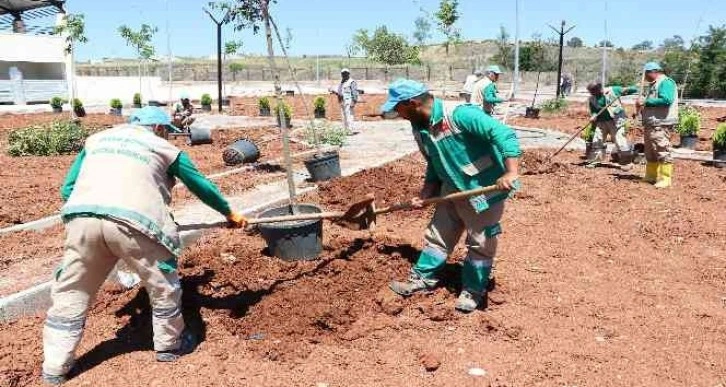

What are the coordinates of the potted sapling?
(72, 98, 86, 117)
(50, 97, 64, 114)
(201, 93, 213, 112)
(258, 96, 271, 116)
(313, 96, 326, 119)
(581, 123, 596, 159)
(109, 98, 123, 116)
(133, 93, 143, 108)
(274, 101, 292, 128)
(676, 106, 701, 150)
(713, 123, 726, 168)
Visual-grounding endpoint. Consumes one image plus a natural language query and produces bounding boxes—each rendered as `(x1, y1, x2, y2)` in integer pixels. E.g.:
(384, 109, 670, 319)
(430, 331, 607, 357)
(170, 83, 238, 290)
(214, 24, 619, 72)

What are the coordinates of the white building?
(0, 0, 70, 105)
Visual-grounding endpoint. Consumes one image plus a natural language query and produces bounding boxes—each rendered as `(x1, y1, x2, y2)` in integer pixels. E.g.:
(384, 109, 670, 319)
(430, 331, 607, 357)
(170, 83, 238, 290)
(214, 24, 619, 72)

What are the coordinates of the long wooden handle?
(178, 211, 345, 231)
(376, 185, 503, 215)
(550, 96, 622, 158)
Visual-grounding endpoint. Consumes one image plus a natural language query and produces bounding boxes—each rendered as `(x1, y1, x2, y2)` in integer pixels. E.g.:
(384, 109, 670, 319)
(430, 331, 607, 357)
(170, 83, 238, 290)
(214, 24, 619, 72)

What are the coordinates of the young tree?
(54, 13, 87, 118)
(631, 40, 654, 51)
(413, 16, 432, 47)
(224, 40, 243, 92)
(566, 36, 583, 48)
(689, 25, 726, 98)
(598, 40, 614, 48)
(492, 26, 511, 69)
(435, 0, 460, 56)
(351, 27, 420, 66)
(118, 24, 158, 96)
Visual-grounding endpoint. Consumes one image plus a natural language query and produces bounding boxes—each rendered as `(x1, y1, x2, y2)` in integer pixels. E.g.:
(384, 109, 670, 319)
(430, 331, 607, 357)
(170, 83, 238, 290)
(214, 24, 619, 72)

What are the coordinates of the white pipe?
(513, 0, 520, 98)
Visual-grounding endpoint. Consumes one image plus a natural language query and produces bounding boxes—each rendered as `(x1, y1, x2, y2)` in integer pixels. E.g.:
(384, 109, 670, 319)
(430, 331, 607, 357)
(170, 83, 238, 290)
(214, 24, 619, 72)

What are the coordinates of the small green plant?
(304, 121, 350, 147)
(274, 101, 292, 122)
(258, 96, 271, 110)
(713, 123, 726, 149)
(50, 97, 64, 109)
(313, 96, 326, 111)
(676, 106, 701, 136)
(200, 93, 213, 106)
(110, 98, 123, 109)
(7, 121, 88, 157)
(581, 123, 596, 142)
(72, 98, 83, 109)
(133, 93, 142, 106)
(540, 97, 568, 114)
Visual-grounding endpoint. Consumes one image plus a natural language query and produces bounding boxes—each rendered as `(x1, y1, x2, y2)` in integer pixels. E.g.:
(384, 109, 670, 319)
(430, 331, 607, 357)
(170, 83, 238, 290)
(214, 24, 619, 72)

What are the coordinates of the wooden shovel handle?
(178, 211, 345, 231)
(376, 185, 503, 215)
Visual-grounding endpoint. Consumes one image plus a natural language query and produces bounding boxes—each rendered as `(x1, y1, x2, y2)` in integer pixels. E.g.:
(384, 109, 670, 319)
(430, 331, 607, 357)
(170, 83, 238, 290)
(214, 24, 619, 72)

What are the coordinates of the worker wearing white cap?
(472, 65, 507, 115)
(461, 69, 484, 103)
(41, 107, 247, 385)
(335, 68, 359, 132)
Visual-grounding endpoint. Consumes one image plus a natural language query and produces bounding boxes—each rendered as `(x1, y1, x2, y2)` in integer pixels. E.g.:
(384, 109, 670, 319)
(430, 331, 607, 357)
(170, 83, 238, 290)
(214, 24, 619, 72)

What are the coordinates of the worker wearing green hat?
(636, 61, 678, 188)
(381, 79, 521, 313)
(41, 107, 247, 385)
(471, 65, 508, 115)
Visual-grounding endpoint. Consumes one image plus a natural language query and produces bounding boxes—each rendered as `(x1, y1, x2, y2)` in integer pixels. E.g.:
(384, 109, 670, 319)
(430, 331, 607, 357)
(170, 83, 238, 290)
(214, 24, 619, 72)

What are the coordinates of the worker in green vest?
(585, 81, 639, 167)
(636, 62, 678, 188)
(381, 79, 521, 313)
(42, 107, 247, 385)
(472, 65, 507, 115)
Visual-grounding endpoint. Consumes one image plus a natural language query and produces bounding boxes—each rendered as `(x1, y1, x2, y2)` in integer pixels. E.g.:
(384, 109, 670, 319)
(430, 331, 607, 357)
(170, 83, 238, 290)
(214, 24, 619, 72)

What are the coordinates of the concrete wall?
(0, 32, 66, 63)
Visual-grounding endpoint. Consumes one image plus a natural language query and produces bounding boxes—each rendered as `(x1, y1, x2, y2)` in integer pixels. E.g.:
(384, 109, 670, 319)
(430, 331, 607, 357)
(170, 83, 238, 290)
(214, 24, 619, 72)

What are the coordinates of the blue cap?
(486, 65, 503, 74)
(180, 92, 190, 100)
(128, 106, 181, 133)
(380, 79, 429, 113)
(643, 62, 662, 72)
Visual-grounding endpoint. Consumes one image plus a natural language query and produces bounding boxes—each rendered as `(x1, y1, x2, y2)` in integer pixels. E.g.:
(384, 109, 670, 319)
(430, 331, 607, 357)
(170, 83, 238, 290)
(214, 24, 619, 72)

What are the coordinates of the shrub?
(50, 97, 64, 109)
(133, 93, 142, 106)
(258, 96, 271, 110)
(200, 93, 213, 106)
(274, 101, 292, 122)
(675, 106, 701, 136)
(72, 98, 83, 109)
(581, 123, 596, 142)
(313, 96, 326, 111)
(540, 97, 568, 114)
(110, 98, 123, 109)
(713, 123, 726, 149)
(304, 121, 350, 147)
(7, 121, 88, 157)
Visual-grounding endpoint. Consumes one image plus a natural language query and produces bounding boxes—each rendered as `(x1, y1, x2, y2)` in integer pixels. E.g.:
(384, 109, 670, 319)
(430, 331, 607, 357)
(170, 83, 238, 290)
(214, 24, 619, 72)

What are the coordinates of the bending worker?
(382, 79, 521, 313)
(585, 81, 638, 167)
(42, 107, 247, 385)
(173, 92, 195, 130)
(472, 65, 507, 115)
(636, 62, 678, 188)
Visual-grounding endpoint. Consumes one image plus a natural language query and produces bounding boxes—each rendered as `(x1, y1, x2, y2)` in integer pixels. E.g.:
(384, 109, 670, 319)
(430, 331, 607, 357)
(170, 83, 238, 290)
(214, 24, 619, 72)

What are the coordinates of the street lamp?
(203, 7, 229, 113)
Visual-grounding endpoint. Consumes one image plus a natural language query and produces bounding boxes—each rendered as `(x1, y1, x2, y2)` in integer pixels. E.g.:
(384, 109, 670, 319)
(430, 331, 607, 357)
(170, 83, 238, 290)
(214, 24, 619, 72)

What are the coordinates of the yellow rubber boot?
(654, 163, 673, 189)
(642, 162, 658, 183)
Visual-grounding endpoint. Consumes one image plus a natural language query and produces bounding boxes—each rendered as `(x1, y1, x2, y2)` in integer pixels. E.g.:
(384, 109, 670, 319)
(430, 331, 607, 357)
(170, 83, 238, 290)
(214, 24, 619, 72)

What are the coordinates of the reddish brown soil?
(2, 151, 725, 387)
(510, 104, 726, 152)
(229, 94, 389, 121)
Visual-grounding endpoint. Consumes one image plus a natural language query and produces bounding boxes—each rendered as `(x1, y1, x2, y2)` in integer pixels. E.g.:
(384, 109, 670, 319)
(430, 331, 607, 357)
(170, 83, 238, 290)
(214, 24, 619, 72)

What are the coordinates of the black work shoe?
(42, 372, 67, 385)
(156, 330, 197, 363)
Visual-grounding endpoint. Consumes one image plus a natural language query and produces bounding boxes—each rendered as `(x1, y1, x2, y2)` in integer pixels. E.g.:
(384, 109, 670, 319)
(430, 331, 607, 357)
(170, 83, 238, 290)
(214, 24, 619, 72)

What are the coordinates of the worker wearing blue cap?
(382, 79, 521, 313)
(173, 92, 195, 129)
(42, 106, 247, 384)
(471, 65, 508, 115)
(636, 61, 678, 188)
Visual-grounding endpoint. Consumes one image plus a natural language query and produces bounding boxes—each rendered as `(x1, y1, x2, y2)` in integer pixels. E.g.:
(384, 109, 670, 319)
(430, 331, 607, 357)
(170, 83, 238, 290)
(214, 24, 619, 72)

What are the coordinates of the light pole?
(548, 20, 575, 99)
(601, 0, 608, 84)
(513, 0, 520, 98)
(165, 0, 173, 110)
(203, 7, 228, 113)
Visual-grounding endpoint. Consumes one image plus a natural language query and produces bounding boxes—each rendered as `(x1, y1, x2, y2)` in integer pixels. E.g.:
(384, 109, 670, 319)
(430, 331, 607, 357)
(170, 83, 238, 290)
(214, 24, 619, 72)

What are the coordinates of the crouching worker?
(42, 107, 247, 385)
(382, 80, 521, 313)
(585, 81, 638, 167)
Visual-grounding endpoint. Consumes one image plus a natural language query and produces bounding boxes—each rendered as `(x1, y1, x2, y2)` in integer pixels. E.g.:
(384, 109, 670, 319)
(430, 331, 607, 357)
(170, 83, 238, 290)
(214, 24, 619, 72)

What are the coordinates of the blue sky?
(61, 0, 723, 61)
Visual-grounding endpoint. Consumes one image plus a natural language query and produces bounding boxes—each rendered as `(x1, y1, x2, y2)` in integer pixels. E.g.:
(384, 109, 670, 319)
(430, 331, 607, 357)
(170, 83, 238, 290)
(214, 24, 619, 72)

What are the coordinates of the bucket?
(714, 149, 726, 169)
(222, 138, 261, 166)
(258, 204, 323, 261)
(679, 135, 698, 150)
(188, 126, 213, 145)
(585, 143, 605, 162)
(525, 107, 540, 119)
(304, 151, 341, 182)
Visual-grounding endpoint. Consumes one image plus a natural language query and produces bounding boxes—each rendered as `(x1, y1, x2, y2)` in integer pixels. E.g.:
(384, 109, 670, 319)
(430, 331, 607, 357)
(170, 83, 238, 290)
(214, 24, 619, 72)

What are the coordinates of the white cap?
(341, 68, 350, 74)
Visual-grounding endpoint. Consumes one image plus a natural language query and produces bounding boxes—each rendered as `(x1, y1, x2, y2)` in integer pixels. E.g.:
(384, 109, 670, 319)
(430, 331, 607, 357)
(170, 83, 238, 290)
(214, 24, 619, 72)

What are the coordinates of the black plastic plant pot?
(679, 135, 698, 150)
(133, 103, 142, 108)
(74, 107, 86, 117)
(110, 108, 122, 116)
(148, 100, 161, 107)
(202, 104, 212, 112)
(314, 109, 326, 119)
(259, 107, 271, 116)
(277, 116, 292, 129)
(585, 143, 605, 161)
(525, 107, 540, 119)
(714, 148, 726, 169)
(52, 106, 62, 114)
(222, 98, 230, 106)
(285, 90, 295, 96)
(304, 151, 341, 182)
(258, 204, 323, 261)
(188, 127, 213, 146)
(222, 138, 261, 166)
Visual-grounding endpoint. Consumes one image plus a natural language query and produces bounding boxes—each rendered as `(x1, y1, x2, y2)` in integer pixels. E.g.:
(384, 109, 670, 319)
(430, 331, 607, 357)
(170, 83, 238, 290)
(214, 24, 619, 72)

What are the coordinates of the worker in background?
(381, 80, 521, 313)
(472, 65, 507, 116)
(560, 73, 574, 96)
(333, 68, 359, 133)
(461, 69, 484, 103)
(585, 81, 638, 167)
(173, 93, 195, 130)
(636, 62, 678, 188)
(41, 107, 247, 385)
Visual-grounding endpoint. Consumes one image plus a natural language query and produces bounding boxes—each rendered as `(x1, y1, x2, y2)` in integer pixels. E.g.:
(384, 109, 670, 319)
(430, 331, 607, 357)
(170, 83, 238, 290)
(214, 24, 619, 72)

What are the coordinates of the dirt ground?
(229, 94, 389, 121)
(510, 103, 726, 152)
(1, 151, 725, 387)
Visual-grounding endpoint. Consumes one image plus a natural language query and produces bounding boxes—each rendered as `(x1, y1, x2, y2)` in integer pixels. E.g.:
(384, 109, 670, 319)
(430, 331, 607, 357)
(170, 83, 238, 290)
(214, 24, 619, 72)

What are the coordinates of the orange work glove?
(226, 211, 248, 228)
